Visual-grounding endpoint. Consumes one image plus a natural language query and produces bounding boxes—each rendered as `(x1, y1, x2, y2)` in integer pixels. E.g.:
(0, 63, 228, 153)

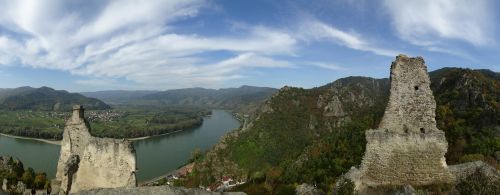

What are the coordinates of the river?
(0, 110, 240, 182)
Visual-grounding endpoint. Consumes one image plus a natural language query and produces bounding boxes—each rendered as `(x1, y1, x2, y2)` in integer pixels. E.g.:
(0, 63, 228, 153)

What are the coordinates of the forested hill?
(0, 86, 110, 111)
(430, 68, 499, 163)
(131, 85, 278, 113)
(80, 90, 159, 104)
(182, 68, 499, 194)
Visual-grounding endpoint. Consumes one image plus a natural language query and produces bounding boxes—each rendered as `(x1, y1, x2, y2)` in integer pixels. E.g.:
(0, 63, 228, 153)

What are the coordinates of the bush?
(188, 148, 203, 163)
(21, 169, 35, 188)
(459, 153, 485, 163)
(274, 184, 295, 195)
(250, 171, 266, 183)
(456, 168, 500, 195)
(33, 173, 47, 189)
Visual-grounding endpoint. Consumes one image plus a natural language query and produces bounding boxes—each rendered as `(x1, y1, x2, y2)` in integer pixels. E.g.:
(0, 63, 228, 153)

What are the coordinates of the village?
(142, 163, 246, 192)
(85, 110, 124, 122)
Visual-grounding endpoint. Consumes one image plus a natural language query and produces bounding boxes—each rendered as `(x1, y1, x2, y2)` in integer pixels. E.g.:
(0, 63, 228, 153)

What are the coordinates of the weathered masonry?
(52, 105, 137, 195)
(346, 55, 454, 193)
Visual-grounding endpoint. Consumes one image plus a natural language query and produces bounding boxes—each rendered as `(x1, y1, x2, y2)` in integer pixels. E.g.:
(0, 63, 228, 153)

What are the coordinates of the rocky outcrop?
(318, 77, 389, 128)
(345, 55, 455, 193)
(72, 185, 245, 195)
(295, 183, 323, 195)
(448, 161, 500, 182)
(449, 161, 500, 194)
(53, 105, 136, 194)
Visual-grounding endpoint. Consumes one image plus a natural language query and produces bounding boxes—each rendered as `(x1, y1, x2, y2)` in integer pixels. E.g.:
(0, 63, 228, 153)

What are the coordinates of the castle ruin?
(346, 55, 454, 193)
(52, 105, 137, 194)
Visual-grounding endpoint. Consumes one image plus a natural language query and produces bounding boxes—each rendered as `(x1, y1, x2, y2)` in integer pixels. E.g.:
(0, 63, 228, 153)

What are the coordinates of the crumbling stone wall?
(346, 55, 454, 193)
(53, 105, 136, 194)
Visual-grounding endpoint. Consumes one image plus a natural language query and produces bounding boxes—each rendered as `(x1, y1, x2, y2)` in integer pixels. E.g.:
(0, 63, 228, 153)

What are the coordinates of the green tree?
(6, 157, 24, 178)
(189, 148, 203, 163)
(21, 168, 35, 188)
(33, 173, 47, 189)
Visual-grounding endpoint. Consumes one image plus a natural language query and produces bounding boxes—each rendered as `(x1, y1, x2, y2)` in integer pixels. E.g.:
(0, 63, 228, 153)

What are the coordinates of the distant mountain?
(132, 85, 278, 113)
(185, 67, 499, 193)
(0, 86, 110, 111)
(80, 90, 159, 104)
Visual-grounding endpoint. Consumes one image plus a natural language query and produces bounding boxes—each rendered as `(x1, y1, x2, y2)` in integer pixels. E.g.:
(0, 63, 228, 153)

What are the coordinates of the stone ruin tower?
(52, 105, 137, 195)
(345, 55, 454, 193)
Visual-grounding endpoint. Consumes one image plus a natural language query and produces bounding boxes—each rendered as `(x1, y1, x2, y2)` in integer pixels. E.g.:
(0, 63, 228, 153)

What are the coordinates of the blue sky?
(0, 0, 498, 92)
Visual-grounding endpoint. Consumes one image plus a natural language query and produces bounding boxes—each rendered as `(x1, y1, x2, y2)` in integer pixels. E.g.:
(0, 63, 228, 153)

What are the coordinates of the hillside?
(0, 87, 110, 111)
(181, 68, 499, 194)
(430, 68, 500, 164)
(132, 85, 278, 113)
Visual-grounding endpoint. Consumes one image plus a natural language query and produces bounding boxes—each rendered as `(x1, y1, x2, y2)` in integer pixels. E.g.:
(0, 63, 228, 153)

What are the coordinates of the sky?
(0, 0, 498, 92)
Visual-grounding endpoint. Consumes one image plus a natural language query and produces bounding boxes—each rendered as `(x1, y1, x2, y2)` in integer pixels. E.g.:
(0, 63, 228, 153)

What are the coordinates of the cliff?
(52, 105, 136, 194)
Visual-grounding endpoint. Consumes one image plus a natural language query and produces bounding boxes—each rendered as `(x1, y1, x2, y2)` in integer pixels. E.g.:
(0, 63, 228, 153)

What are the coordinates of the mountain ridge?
(80, 86, 277, 114)
(129, 85, 278, 114)
(0, 86, 110, 111)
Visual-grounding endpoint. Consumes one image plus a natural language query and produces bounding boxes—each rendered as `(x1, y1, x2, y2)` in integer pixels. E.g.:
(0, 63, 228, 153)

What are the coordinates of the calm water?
(0, 135, 60, 178)
(0, 110, 240, 182)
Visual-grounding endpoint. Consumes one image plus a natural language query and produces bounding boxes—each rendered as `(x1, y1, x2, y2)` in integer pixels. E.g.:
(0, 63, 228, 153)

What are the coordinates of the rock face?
(53, 105, 137, 194)
(346, 55, 454, 193)
(448, 161, 500, 182)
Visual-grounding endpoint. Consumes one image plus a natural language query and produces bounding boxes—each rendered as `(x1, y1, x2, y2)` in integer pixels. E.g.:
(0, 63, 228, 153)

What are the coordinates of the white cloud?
(0, 0, 298, 88)
(308, 62, 345, 71)
(297, 19, 399, 57)
(383, 0, 494, 46)
(426, 46, 476, 61)
(0, 1, 428, 89)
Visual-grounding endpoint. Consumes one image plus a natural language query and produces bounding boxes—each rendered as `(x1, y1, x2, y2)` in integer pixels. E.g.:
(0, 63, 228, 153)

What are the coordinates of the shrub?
(456, 168, 500, 195)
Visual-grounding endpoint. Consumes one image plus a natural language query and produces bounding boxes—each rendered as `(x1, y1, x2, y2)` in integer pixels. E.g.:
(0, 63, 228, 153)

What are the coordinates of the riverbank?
(0, 133, 61, 145)
(0, 129, 187, 144)
(139, 163, 195, 186)
(0, 128, 192, 144)
(128, 129, 185, 141)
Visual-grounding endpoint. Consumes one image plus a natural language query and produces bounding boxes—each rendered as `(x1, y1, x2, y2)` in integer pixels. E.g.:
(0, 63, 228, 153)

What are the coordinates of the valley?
(0, 109, 241, 182)
(0, 67, 498, 194)
(0, 85, 274, 140)
(0, 108, 209, 140)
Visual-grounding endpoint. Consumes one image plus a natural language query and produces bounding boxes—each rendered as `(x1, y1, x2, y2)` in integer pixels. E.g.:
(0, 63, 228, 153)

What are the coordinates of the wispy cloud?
(426, 46, 477, 61)
(383, 0, 494, 47)
(5, 1, 478, 90)
(0, 0, 299, 88)
(297, 19, 399, 57)
(308, 62, 346, 71)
